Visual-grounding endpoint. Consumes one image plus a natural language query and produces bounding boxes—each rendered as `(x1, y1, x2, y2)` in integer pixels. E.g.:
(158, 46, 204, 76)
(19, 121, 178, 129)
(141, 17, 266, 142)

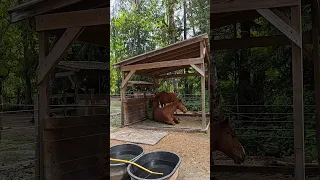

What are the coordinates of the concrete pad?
(110, 128, 168, 145)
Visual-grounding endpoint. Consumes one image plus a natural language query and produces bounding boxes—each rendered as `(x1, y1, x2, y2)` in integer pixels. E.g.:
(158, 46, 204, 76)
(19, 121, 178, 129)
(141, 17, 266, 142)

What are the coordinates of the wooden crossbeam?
(212, 31, 312, 50)
(211, 0, 298, 14)
(257, 9, 302, 48)
(37, 27, 84, 84)
(157, 73, 204, 79)
(120, 58, 203, 72)
(55, 71, 75, 77)
(191, 64, 205, 77)
(36, 8, 110, 31)
(121, 70, 136, 88)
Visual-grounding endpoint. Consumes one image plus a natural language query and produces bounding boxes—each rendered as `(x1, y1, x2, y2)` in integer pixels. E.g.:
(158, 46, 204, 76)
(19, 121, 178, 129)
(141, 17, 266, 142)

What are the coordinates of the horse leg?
(173, 116, 180, 124)
(165, 115, 175, 125)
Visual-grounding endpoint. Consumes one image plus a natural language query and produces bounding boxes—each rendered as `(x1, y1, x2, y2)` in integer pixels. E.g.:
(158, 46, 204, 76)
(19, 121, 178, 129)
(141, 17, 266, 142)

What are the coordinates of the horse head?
(212, 118, 245, 164)
(176, 99, 188, 113)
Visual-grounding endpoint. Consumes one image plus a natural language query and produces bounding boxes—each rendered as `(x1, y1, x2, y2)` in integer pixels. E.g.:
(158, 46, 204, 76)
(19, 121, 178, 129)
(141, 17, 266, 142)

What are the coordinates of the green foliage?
(110, 0, 209, 95)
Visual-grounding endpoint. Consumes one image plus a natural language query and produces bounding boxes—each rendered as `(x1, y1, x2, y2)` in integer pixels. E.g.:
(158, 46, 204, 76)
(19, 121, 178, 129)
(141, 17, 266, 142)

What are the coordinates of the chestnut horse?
(154, 91, 178, 108)
(211, 118, 246, 165)
(153, 99, 188, 125)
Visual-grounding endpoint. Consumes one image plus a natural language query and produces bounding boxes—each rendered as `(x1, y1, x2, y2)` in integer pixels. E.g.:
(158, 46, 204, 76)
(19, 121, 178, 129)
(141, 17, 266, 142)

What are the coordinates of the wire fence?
(220, 104, 317, 158)
(0, 99, 109, 180)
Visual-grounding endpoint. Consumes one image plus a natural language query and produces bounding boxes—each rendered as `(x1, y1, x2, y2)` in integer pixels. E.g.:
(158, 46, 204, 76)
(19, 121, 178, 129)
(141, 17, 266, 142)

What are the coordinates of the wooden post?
(38, 31, 50, 180)
(121, 72, 127, 127)
(63, 92, 67, 116)
(312, 0, 320, 171)
(74, 75, 79, 116)
(85, 92, 89, 116)
(200, 42, 206, 130)
(292, 4, 305, 180)
(34, 94, 40, 180)
(90, 89, 95, 115)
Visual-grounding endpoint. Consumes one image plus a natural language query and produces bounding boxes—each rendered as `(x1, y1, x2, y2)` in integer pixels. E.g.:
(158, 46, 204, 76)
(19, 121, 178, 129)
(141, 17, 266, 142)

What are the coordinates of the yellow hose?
(110, 158, 163, 175)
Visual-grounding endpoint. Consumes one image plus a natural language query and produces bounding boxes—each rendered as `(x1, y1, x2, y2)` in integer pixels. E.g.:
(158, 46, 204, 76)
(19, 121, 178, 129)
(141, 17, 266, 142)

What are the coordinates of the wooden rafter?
(120, 58, 203, 72)
(37, 27, 85, 84)
(114, 34, 208, 68)
(257, 8, 302, 48)
(36, 8, 110, 31)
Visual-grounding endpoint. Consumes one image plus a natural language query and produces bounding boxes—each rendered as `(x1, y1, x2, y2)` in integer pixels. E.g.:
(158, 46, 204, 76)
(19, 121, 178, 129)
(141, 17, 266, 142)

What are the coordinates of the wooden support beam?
(212, 31, 312, 50)
(36, 8, 110, 31)
(211, 0, 298, 14)
(158, 73, 203, 79)
(38, 31, 50, 180)
(312, 0, 320, 172)
(55, 71, 75, 77)
(120, 72, 126, 127)
(270, 8, 291, 25)
(121, 70, 136, 88)
(291, 3, 305, 180)
(120, 58, 203, 72)
(257, 9, 302, 48)
(68, 76, 75, 88)
(37, 27, 84, 84)
(190, 64, 205, 77)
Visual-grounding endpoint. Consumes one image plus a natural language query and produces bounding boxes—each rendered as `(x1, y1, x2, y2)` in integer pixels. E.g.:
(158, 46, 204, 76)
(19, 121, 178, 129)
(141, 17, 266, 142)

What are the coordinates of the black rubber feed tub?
(127, 151, 181, 180)
(110, 144, 144, 180)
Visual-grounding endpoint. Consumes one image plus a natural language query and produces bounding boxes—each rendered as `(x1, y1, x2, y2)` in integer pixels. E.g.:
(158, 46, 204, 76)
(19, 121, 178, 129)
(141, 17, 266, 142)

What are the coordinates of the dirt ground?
(110, 128, 210, 180)
(0, 113, 36, 180)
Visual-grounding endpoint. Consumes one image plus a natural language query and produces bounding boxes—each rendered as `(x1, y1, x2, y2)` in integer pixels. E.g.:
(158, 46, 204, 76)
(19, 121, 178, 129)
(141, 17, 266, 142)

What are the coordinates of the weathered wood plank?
(113, 34, 208, 68)
(55, 71, 75, 77)
(257, 9, 302, 48)
(44, 134, 108, 161)
(212, 31, 312, 50)
(211, 0, 298, 14)
(36, 8, 110, 31)
(38, 31, 50, 180)
(312, 0, 320, 171)
(157, 73, 204, 78)
(37, 27, 84, 84)
(291, 3, 305, 180)
(120, 58, 203, 72)
(43, 125, 108, 141)
(44, 155, 103, 180)
(44, 115, 108, 129)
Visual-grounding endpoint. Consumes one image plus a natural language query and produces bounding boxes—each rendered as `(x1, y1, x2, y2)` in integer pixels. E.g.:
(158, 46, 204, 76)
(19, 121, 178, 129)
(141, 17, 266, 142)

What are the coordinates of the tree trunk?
(183, 0, 189, 95)
(168, 0, 178, 93)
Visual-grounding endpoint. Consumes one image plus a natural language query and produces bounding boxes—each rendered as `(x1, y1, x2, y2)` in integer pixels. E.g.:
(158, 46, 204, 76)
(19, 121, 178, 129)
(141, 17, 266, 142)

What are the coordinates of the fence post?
(63, 93, 67, 116)
(34, 94, 40, 180)
(90, 89, 95, 115)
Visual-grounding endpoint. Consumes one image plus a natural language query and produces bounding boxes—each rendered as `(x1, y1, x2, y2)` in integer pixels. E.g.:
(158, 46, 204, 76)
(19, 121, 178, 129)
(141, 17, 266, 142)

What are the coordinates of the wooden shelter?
(8, 0, 109, 180)
(113, 34, 210, 130)
(211, 0, 319, 178)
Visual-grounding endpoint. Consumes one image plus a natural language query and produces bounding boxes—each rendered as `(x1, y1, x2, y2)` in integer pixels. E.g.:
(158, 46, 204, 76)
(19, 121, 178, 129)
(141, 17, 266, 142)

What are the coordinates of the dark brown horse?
(212, 118, 246, 165)
(153, 99, 187, 125)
